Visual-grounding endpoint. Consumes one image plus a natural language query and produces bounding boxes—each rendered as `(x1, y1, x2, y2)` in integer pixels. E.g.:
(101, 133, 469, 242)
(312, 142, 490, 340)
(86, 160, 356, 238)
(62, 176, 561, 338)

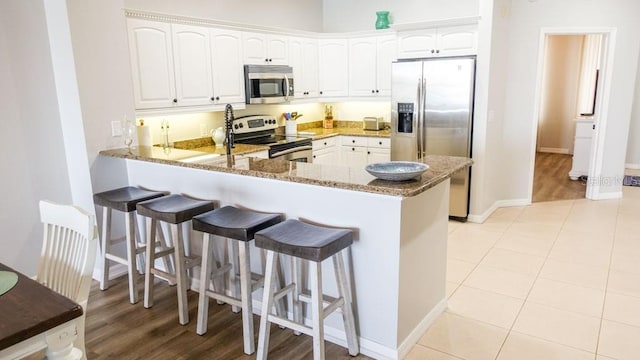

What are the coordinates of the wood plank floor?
(81, 276, 373, 359)
(532, 152, 586, 203)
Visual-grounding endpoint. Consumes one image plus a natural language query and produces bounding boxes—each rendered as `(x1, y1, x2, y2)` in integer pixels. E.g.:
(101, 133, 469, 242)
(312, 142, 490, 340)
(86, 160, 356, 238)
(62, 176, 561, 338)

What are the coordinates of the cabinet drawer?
(341, 136, 367, 147)
(575, 121, 594, 138)
(367, 137, 390, 148)
(312, 136, 337, 150)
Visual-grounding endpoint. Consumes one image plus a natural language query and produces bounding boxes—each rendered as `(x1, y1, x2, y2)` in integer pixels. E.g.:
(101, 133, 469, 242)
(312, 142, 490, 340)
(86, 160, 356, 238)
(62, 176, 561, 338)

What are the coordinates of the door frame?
(528, 27, 617, 202)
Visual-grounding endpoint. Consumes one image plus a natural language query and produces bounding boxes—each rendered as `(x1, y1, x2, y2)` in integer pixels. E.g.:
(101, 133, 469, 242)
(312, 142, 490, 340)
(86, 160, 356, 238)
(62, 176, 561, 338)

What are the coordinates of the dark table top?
(0, 263, 83, 351)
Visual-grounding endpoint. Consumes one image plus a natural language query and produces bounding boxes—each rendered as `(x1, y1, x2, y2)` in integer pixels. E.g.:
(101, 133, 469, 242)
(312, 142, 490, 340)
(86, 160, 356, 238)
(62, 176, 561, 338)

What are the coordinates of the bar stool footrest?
(267, 314, 312, 336)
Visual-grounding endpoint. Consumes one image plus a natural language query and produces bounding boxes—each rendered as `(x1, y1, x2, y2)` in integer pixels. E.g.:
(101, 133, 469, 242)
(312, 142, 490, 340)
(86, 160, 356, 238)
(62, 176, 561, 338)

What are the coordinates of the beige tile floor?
(406, 179, 640, 360)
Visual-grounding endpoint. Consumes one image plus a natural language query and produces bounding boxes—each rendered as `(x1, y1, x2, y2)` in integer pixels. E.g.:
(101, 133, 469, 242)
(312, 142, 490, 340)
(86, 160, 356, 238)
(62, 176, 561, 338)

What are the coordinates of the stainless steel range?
(231, 115, 312, 162)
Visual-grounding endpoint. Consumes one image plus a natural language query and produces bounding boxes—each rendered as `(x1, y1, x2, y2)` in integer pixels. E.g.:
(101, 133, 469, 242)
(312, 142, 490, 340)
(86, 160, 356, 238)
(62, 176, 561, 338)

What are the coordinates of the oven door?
(270, 145, 313, 162)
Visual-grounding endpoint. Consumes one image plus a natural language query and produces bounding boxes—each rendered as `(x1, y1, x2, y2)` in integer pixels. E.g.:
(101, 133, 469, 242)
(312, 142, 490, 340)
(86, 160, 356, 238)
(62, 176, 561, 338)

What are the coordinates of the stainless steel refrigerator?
(391, 57, 475, 221)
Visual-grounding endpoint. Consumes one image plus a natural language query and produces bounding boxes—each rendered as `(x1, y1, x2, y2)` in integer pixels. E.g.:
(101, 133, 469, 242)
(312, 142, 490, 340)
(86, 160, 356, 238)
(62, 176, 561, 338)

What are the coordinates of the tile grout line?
(492, 200, 575, 360)
(593, 198, 622, 359)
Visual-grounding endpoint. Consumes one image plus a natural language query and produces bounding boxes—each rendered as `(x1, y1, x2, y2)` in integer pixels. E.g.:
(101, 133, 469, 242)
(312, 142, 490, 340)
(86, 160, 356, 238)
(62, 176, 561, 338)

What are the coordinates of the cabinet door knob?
(216, 96, 220, 100)
(436, 49, 440, 54)
(376, 90, 379, 93)
(173, 98, 178, 103)
(319, 91, 323, 95)
(352, 147, 355, 151)
(313, 155, 316, 158)
(367, 151, 371, 155)
(352, 140, 355, 143)
(324, 142, 327, 145)
(371, 90, 375, 94)
(379, 141, 382, 145)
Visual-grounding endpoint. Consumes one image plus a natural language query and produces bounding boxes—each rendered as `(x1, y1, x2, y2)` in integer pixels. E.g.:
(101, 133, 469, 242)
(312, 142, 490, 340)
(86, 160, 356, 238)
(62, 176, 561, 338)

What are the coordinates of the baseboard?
(92, 263, 128, 281)
(626, 163, 640, 170)
(467, 199, 530, 223)
(592, 191, 623, 200)
(396, 298, 448, 360)
(538, 147, 570, 154)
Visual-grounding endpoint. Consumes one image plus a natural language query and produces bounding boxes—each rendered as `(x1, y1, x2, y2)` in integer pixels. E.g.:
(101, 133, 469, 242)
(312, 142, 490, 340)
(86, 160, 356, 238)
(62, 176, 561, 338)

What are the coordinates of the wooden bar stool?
(93, 186, 165, 304)
(192, 206, 282, 355)
(136, 194, 215, 325)
(254, 219, 359, 360)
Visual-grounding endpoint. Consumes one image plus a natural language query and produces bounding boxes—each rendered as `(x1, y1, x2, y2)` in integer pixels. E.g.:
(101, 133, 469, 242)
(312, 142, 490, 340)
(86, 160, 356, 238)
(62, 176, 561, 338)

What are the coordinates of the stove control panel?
(232, 115, 278, 134)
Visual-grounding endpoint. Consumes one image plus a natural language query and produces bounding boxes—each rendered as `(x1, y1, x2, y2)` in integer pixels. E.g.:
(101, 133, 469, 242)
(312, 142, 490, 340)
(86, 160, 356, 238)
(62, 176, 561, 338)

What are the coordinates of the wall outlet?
(111, 120, 122, 136)
(200, 123, 207, 137)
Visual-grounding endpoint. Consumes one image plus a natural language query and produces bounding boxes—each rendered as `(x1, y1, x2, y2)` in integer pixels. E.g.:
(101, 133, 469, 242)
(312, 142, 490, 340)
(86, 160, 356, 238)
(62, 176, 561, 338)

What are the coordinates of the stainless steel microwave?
(244, 65, 294, 104)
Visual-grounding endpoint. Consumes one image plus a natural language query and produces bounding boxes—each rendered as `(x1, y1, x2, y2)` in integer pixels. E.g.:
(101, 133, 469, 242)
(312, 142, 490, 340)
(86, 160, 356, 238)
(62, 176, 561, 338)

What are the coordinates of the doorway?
(528, 28, 614, 203)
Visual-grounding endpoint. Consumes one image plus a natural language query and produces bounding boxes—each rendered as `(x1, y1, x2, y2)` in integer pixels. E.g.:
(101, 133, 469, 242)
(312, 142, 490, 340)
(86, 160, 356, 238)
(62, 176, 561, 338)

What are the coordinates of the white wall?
(500, 0, 640, 201)
(538, 35, 583, 154)
(322, 0, 478, 32)
(0, 1, 73, 274)
(627, 53, 640, 168)
(124, 0, 323, 32)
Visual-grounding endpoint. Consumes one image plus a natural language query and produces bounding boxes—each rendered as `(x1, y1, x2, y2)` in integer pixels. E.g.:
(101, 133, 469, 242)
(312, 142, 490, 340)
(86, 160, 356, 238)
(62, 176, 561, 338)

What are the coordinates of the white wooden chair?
(37, 200, 98, 360)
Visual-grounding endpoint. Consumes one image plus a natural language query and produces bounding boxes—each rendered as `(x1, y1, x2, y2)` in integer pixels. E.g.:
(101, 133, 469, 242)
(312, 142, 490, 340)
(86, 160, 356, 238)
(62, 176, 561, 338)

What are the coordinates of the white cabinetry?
(340, 136, 391, 168)
(289, 37, 319, 99)
(210, 29, 245, 104)
(312, 137, 339, 165)
(127, 18, 176, 109)
(348, 35, 396, 97)
(397, 25, 477, 59)
(127, 18, 245, 112)
(318, 39, 349, 98)
(242, 32, 288, 65)
(172, 24, 214, 107)
(569, 119, 594, 180)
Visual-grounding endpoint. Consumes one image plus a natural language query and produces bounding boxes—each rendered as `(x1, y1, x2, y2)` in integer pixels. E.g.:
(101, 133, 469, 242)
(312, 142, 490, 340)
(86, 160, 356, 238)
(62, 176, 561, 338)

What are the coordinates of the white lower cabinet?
(312, 137, 339, 165)
(569, 119, 594, 180)
(340, 136, 391, 168)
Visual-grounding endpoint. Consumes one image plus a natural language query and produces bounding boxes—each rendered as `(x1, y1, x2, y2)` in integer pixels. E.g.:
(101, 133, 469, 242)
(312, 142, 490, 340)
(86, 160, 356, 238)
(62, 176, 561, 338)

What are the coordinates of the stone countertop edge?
(99, 147, 472, 198)
(298, 127, 391, 140)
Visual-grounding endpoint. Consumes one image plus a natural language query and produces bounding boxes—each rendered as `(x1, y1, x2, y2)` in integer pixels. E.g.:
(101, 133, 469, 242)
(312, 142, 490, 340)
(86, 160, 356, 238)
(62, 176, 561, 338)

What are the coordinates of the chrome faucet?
(224, 104, 235, 156)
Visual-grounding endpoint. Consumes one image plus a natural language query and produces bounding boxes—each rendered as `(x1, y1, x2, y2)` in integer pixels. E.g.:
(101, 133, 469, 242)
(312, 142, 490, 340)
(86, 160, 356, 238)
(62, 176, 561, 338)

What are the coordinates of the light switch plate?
(111, 121, 122, 136)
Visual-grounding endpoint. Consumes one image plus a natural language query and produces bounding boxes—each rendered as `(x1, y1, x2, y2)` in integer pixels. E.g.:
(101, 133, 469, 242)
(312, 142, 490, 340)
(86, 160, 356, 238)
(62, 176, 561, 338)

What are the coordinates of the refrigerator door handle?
(421, 78, 427, 159)
(416, 77, 422, 159)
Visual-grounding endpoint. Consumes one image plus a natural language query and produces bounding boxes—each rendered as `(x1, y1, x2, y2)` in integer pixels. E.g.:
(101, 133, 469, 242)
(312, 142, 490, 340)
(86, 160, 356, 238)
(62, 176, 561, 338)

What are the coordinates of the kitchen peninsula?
(99, 145, 471, 360)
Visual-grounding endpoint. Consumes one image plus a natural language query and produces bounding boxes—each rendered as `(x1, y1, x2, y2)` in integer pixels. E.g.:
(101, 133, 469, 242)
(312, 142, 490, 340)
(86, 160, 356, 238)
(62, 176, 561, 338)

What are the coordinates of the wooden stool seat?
(193, 206, 281, 241)
(254, 219, 353, 262)
(93, 186, 166, 304)
(192, 206, 282, 355)
(255, 219, 359, 360)
(94, 186, 165, 212)
(137, 194, 215, 325)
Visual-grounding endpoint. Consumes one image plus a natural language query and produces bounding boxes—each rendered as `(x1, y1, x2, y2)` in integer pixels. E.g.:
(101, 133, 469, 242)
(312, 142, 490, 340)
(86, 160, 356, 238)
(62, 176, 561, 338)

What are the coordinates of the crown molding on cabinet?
(390, 16, 481, 31)
(125, 9, 478, 38)
(125, 9, 319, 37)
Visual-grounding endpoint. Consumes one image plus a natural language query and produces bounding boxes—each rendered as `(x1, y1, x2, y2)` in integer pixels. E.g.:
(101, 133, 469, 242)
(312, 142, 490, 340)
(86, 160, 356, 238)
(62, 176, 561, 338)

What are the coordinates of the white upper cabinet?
(127, 18, 176, 109)
(172, 24, 214, 107)
(289, 37, 319, 99)
(242, 32, 289, 65)
(210, 29, 245, 104)
(348, 35, 396, 97)
(318, 39, 349, 97)
(397, 25, 477, 59)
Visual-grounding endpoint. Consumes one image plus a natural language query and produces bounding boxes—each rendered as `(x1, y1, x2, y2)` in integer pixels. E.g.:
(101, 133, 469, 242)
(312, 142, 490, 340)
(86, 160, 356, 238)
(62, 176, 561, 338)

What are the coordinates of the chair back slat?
(38, 201, 97, 304)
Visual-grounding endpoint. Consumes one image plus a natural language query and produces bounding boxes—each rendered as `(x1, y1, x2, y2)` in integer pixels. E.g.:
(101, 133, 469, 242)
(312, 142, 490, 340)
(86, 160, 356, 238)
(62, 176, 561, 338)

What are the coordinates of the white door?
(243, 32, 268, 64)
(396, 29, 438, 59)
(172, 24, 214, 107)
(302, 38, 319, 97)
(437, 25, 477, 57)
(211, 29, 245, 104)
(318, 39, 349, 97)
(266, 35, 289, 65)
(127, 18, 176, 109)
(348, 37, 377, 96)
(376, 35, 397, 96)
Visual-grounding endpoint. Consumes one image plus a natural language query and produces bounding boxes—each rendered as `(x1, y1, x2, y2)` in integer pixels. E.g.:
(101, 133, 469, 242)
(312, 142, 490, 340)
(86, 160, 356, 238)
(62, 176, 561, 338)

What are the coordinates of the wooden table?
(0, 263, 84, 360)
